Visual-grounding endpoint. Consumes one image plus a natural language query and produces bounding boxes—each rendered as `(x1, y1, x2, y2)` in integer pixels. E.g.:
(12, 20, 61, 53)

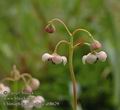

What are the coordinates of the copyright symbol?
(4, 91, 8, 95)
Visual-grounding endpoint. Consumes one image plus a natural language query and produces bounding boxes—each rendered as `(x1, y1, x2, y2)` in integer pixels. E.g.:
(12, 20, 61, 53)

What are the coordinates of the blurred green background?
(0, 0, 120, 110)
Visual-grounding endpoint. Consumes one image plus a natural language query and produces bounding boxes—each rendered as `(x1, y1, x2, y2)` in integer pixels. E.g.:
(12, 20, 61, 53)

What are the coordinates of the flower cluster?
(42, 53, 67, 65)
(82, 40, 107, 64)
(0, 65, 44, 110)
(1, 66, 40, 94)
(22, 95, 45, 110)
(43, 18, 108, 110)
(0, 83, 10, 97)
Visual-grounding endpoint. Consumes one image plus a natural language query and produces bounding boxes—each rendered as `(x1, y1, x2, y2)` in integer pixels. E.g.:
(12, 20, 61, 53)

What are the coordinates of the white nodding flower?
(22, 95, 45, 110)
(42, 53, 67, 65)
(86, 53, 97, 64)
(42, 53, 52, 62)
(22, 99, 34, 110)
(97, 51, 107, 62)
(0, 83, 10, 97)
(33, 96, 45, 108)
(82, 51, 107, 64)
(82, 53, 97, 64)
(51, 54, 67, 65)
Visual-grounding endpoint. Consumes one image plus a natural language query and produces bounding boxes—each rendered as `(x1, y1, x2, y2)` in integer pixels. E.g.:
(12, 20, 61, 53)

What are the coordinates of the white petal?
(97, 51, 107, 62)
(4, 86, 10, 94)
(22, 98, 34, 109)
(33, 96, 45, 108)
(0, 84, 10, 97)
(61, 56, 67, 65)
(30, 78, 40, 91)
(21, 99, 29, 107)
(86, 53, 97, 64)
(82, 55, 87, 64)
(35, 96, 45, 103)
(42, 53, 52, 62)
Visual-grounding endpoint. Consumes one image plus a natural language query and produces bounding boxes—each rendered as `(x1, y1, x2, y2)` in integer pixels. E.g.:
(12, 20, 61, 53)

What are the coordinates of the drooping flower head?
(82, 51, 107, 64)
(22, 95, 45, 110)
(0, 83, 10, 97)
(82, 53, 97, 64)
(32, 96, 45, 108)
(42, 53, 67, 65)
(96, 51, 107, 62)
(82, 38, 107, 64)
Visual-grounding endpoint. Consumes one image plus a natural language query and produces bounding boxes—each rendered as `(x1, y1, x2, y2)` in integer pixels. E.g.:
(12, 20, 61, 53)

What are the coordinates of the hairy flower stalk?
(43, 18, 107, 110)
(44, 18, 78, 110)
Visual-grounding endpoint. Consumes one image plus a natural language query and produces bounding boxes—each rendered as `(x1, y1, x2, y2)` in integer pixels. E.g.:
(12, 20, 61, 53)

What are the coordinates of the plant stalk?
(69, 36, 77, 110)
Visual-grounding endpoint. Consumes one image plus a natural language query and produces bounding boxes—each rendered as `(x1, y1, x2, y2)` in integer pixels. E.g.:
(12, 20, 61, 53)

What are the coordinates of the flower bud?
(97, 51, 107, 62)
(30, 78, 40, 91)
(45, 24, 55, 33)
(42, 53, 52, 62)
(23, 85, 33, 93)
(91, 40, 102, 50)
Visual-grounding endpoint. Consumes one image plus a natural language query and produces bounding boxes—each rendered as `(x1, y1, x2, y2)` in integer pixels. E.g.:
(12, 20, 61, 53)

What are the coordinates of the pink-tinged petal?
(91, 40, 102, 50)
(0, 83, 10, 97)
(97, 51, 107, 62)
(86, 53, 97, 64)
(30, 78, 40, 91)
(33, 96, 45, 108)
(82, 55, 87, 64)
(21, 99, 34, 110)
(42, 53, 52, 62)
(51, 54, 62, 64)
(23, 85, 33, 93)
